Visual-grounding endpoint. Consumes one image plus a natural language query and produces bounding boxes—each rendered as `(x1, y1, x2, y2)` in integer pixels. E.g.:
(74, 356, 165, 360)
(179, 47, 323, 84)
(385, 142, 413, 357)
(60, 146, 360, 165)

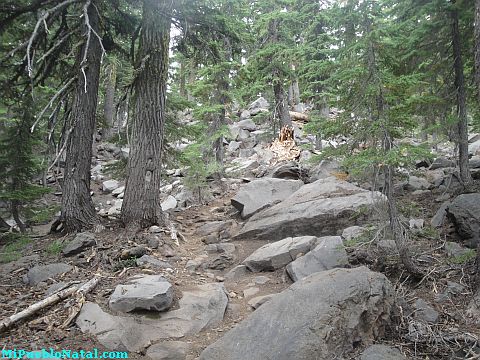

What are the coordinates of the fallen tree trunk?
(0, 276, 99, 333)
(289, 111, 309, 122)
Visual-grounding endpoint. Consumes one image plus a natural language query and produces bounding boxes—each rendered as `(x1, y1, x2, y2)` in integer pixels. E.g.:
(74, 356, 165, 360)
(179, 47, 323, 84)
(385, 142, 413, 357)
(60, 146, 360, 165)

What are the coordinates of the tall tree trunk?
(179, 60, 187, 98)
(121, 0, 171, 229)
(103, 62, 116, 140)
(269, 18, 291, 128)
(475, 0, 480, 101)
(187, 60, 196, 102)
(59, 1, 101, 233)
(364, 11, 422, 278)
(451, 1, 471, 184)
(273, 75, 292, 127)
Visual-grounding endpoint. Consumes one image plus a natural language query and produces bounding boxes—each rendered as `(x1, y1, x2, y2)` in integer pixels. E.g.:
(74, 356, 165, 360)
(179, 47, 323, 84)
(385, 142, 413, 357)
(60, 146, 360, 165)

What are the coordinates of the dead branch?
(26, 0, 79, 77)
(30, 77, 75, 133)
(0, 276, 99, 334)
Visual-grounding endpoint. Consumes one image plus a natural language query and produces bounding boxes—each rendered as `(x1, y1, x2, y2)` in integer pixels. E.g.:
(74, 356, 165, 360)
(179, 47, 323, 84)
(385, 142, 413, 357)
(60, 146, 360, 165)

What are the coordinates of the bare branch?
(30, 77, 75, 133)
(36, 31, 73, 64)
(25, 0, 80, 77)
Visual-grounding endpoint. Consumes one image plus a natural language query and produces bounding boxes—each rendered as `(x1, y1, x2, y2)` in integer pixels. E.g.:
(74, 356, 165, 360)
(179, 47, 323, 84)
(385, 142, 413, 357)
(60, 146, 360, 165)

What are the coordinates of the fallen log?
(0, 276, 99, 333)
(289, 111, 309, 122)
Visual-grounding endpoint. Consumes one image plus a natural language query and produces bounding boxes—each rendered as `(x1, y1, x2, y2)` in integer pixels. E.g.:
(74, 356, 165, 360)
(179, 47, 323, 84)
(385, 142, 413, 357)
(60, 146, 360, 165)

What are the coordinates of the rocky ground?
(2, 98, 480, 359)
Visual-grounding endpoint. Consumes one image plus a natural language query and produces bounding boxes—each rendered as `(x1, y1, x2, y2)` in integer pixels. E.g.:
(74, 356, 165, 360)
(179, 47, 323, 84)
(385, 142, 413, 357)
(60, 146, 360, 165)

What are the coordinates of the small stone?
(243, 287, 260, 298)
(254, 276, 270, 285)
(409, 219, 424, 230)
(136, 255, 171, 269)
(216, 276, 225, 282)
(149, 225, 162, 233)
(341, 226, 366, 241)
(146, 235, 161, 249)
(24, 263, 73, 286)
(225, 265, 248, 281)
(62, 232, 96, 256)
(109, 275, 173, 313)
(102, 179, 119, 192)
(248, 294, 278, 309)
(414, 299, 439, 324)
(121, 246, 147, 259)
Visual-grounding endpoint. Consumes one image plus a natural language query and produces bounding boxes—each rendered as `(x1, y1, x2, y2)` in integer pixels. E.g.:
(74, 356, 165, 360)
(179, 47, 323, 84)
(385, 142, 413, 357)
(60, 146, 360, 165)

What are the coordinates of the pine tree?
(121, 0, 172, 229)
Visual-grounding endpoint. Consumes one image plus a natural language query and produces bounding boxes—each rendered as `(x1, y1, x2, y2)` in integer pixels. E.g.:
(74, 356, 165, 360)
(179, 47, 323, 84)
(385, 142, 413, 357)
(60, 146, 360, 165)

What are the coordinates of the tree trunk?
(268, 18, 291, 128)
(288, 84, 294, 108)
(475, 0, 480, 101)
(187, 60, 196, 102)
(179, 60, 187, 98)
(121, 0, 172, 229)
(11, 199, 26, 233)
(451, 1, 471, 184)
(292, 78, 300, 106)
(273, 71, 292, 128)
(60, 0, 101, 233)
(103, 63, 116, 140)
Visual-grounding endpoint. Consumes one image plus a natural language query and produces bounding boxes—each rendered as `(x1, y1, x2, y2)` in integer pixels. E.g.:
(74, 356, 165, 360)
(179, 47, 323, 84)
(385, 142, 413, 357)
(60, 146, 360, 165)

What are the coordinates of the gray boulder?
(248, 97, 269, 112)
(243, 236, 319, 272)
(136, 255, 172, 269)
(405, 176, 430, 191)
(342, 226, 366, 241)
(234, 177, 384, 242)
(199, 267, 394, 360)
(469, 139, 480, 156)
(431, 201, 451, 228)
(446, 193, 480, 247)
(360, 345, 406, 360)
(63, 232, 96, 256)
(103, 179, 119, 192)
(161, 195, 177, 211)
(231, 178, 303, 219)
(236, 119, 256, 131)
(145, 341, 190, 360)
(77, 283, 228, 352)
(286, 236, 348, 282)
(429, 157, 454, 170)
(109, 275, 173, 313)
(24, 263, 72, 286)
(414, 299, 439, 324)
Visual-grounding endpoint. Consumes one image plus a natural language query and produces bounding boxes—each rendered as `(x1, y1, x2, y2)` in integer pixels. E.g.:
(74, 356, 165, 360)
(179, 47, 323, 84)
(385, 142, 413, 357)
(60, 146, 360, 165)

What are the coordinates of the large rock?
(77, 283, 228, 352)
(446, 193, 480, 247)
(62, 232, 96, 256)
(243, 236, 319, 272)
(199, 267, 394, 360)
(360, 345, 406, 360)
(286, 236, 348, 282)
(234, 177, 384, 241)
(109, 275, 173, 313)
(24, 263, 73, 286)
(231, 178, 303, 219)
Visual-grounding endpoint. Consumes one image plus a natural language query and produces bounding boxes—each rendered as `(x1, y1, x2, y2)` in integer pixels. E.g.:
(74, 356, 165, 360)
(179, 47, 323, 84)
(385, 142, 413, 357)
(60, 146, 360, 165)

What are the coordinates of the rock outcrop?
(234, 177, 384, 241)
(199, 267, 394, 360)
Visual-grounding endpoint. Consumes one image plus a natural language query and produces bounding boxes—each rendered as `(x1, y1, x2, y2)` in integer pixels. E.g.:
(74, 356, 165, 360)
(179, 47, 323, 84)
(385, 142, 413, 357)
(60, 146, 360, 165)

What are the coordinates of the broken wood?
(0, 276, 99, 334)
(268, 125, 300, 163)
(289, 111, 309, 122)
